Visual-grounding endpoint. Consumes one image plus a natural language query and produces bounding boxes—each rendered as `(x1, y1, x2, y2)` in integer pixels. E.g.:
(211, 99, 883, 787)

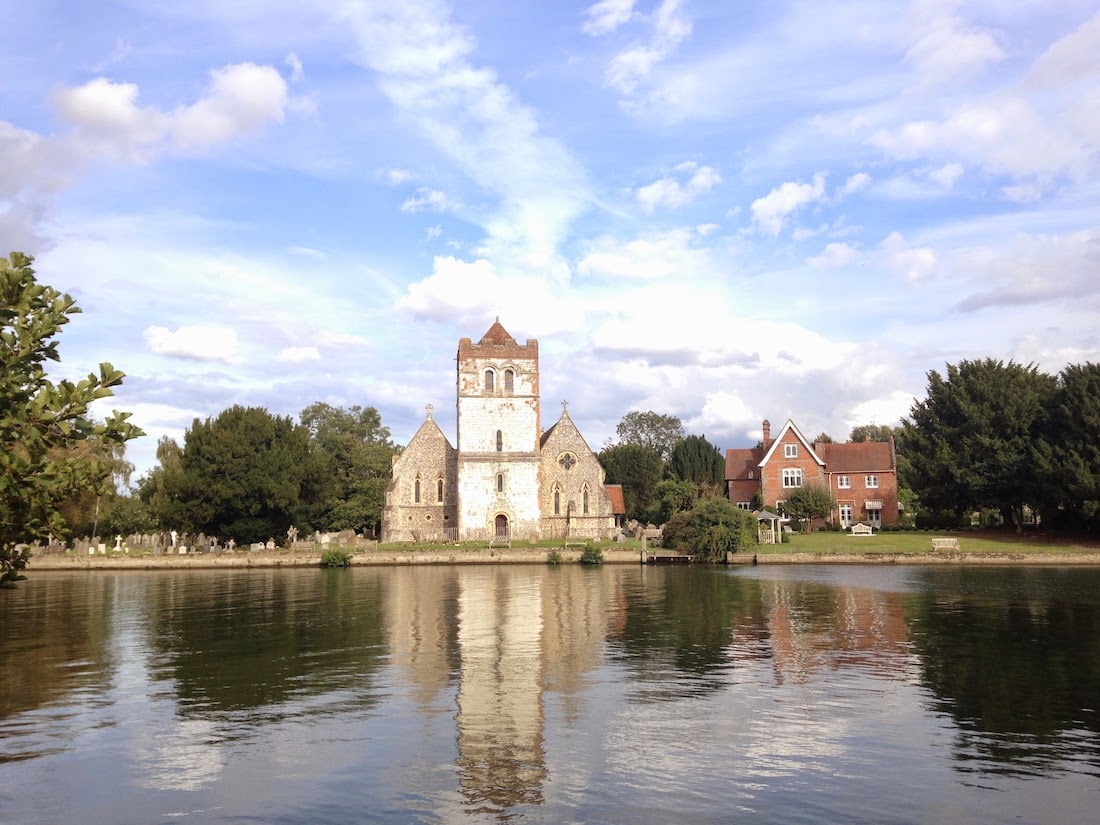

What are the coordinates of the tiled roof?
(604, 484, 626, 514)
(817, 441, 895, 472)
(478, 318, 516, 345)
(725, 447, 764, 479)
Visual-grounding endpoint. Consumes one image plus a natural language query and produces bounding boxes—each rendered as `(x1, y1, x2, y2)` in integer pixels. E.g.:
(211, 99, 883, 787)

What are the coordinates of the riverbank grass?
(764, 529, 1100, 557)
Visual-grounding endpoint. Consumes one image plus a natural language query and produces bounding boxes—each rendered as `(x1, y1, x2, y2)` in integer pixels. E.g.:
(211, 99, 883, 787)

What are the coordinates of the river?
(1, 564, 1098, 824)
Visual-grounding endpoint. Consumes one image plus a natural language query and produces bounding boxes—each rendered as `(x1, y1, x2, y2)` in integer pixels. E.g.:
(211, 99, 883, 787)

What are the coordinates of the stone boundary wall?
(28, 548, 1100, 570)
(30, 547, 645, 570)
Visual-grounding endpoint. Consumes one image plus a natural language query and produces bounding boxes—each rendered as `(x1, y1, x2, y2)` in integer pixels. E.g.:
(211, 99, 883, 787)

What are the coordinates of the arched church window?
(437, 477, 444, 503)
(497, 473, 504, 493)
(504, 369, 514, 393)
(484, 369, 494, 392)
(582, 484, 590, 514)
(496, 429, 503, 451)
(414, 477, 421, 504)
(553, 487, 561, 515)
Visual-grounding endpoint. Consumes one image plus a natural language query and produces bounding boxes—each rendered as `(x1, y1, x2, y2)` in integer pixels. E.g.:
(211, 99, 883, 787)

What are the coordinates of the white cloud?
(342, 0, 590, 279)
(52, 62, 289, 160)
(285, 53, 304, 83)
(635, 161, 719, 212)
(880, 232, 937, 284)
(807, 242, 858, 269)
(144, 325, 241, 362)
(276, 346, 320, 363)
(400, 188, 456, 213)
(583, 0, 636, 36)
(929, 162, 964, 189)
(397, 256, 576, 333)
(604, 0, 692, 94)
(837, 172, 871, 197)
(577, 228, 713, 280)
(751, 173, 827, 236)
(903, 5, 1005, 85)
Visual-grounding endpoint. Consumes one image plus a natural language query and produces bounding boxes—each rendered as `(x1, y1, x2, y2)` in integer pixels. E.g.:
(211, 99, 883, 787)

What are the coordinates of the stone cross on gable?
(562, 400, 568, 412)
(426, 404, 434, 419)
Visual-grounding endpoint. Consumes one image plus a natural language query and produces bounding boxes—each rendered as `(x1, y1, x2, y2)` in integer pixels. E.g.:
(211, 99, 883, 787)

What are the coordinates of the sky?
(3, 0, 1099, 480)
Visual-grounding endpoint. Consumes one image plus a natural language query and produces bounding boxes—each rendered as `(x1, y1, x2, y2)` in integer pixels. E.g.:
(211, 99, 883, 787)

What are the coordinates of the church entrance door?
(494, 514, 509, 538)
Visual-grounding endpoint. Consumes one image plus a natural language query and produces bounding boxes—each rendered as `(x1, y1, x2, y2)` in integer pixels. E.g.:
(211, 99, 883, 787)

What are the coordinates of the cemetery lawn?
(760, 529, 1100, 557)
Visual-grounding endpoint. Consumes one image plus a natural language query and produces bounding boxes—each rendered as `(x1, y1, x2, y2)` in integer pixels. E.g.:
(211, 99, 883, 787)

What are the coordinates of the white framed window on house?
(736, 501, 751, 510)
(837, 475, 851, 489)
(782, 468, 803, 488)
(784, 443, 798, 458)
(866, 475, 879, 488)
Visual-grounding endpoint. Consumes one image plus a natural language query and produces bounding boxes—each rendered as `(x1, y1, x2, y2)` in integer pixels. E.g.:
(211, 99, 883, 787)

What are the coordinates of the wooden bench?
(849, 522, 874, 536)
(931, 537, 959, 551)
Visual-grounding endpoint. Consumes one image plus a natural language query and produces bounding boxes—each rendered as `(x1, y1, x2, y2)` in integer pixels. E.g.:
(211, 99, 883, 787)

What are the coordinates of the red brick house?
(725, 419, 899, 529)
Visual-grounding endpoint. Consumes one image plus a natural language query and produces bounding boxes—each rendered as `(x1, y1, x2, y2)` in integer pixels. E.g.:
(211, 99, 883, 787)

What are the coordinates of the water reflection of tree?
(147, 569, 387, 719)
(610, 569, 765, 697)
(0, 574, 111, 726)
(906, 568, 1100, 776)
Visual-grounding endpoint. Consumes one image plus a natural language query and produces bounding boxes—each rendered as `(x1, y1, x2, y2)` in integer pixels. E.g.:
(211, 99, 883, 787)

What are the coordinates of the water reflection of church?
(385, 566, 612, 816)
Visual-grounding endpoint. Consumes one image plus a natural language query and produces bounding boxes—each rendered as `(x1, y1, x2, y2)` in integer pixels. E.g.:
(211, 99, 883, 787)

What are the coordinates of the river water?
(1, 564, 1098, 824)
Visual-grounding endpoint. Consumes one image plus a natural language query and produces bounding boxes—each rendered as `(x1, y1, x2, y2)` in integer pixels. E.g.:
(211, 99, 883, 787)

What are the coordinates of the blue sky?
(3, 0, 1099, 479)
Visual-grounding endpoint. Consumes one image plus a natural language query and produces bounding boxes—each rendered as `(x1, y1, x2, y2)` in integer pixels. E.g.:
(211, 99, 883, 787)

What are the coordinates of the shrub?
(320, 549, 352, 568)
(579, 542, 603, 565)
(547, 549, 563, 565)
(663, 497, 758, 561)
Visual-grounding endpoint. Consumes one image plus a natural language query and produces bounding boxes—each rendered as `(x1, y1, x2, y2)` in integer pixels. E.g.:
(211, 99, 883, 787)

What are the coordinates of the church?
(381, 320, 622, 543)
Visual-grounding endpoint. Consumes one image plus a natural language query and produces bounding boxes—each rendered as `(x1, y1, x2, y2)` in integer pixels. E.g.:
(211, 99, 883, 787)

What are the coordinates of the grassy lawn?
(759, 529, 1100, 556)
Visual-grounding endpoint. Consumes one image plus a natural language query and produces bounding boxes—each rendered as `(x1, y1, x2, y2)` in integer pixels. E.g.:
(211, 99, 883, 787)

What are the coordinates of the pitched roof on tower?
(478, 317, 516, 346)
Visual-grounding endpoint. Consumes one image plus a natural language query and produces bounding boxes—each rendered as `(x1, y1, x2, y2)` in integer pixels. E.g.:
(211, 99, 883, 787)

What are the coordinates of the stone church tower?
(381, 320, 620, 543)
(455, 319, 541, 539)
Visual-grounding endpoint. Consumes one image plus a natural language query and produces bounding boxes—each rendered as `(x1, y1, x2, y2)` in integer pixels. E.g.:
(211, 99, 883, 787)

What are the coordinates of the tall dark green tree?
(598, 442, 664, 522)
(903, 359, 1056, 529)
(1047, 363, 1100, 529)
(668, 434, 725, 496)
(300, 402, 398, 535)
(612, 410, 684, 461)
(1, 252, 142, 584)
(151, 406, 325, 545)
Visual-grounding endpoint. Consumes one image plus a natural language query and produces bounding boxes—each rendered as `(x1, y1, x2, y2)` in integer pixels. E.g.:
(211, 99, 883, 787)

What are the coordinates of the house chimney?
(762, 419, 771, 446)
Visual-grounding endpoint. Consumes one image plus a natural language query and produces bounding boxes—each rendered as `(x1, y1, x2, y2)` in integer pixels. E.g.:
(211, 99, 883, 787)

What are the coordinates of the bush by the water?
(662, 498, 758, 561)
(547, 549, 563, 565)
(320, 549, 352, 568)
(580, 542, 603, 565)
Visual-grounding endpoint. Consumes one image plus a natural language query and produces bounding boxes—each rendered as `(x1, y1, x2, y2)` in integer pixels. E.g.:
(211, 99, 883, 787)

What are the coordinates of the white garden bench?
(931, 537, 960, 551)
(849, 522, 874, 536)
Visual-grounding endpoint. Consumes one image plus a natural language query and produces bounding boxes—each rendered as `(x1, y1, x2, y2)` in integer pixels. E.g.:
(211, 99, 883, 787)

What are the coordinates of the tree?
(783, 482, 835, 532)
(668, 434, 724, 496)
(1, 252, 142, 584)
(612, 411, 684, 461)
(150, 405, 325, 545)
(662, 497, 758, 561)
(1046, 363, 1100, 529)
(903, 359, 1056, 529)
(300, 402, 399, 535)
(652, 478, 697, 524)
(598, 442, 664, 522)
(849, 423, 897, 443)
